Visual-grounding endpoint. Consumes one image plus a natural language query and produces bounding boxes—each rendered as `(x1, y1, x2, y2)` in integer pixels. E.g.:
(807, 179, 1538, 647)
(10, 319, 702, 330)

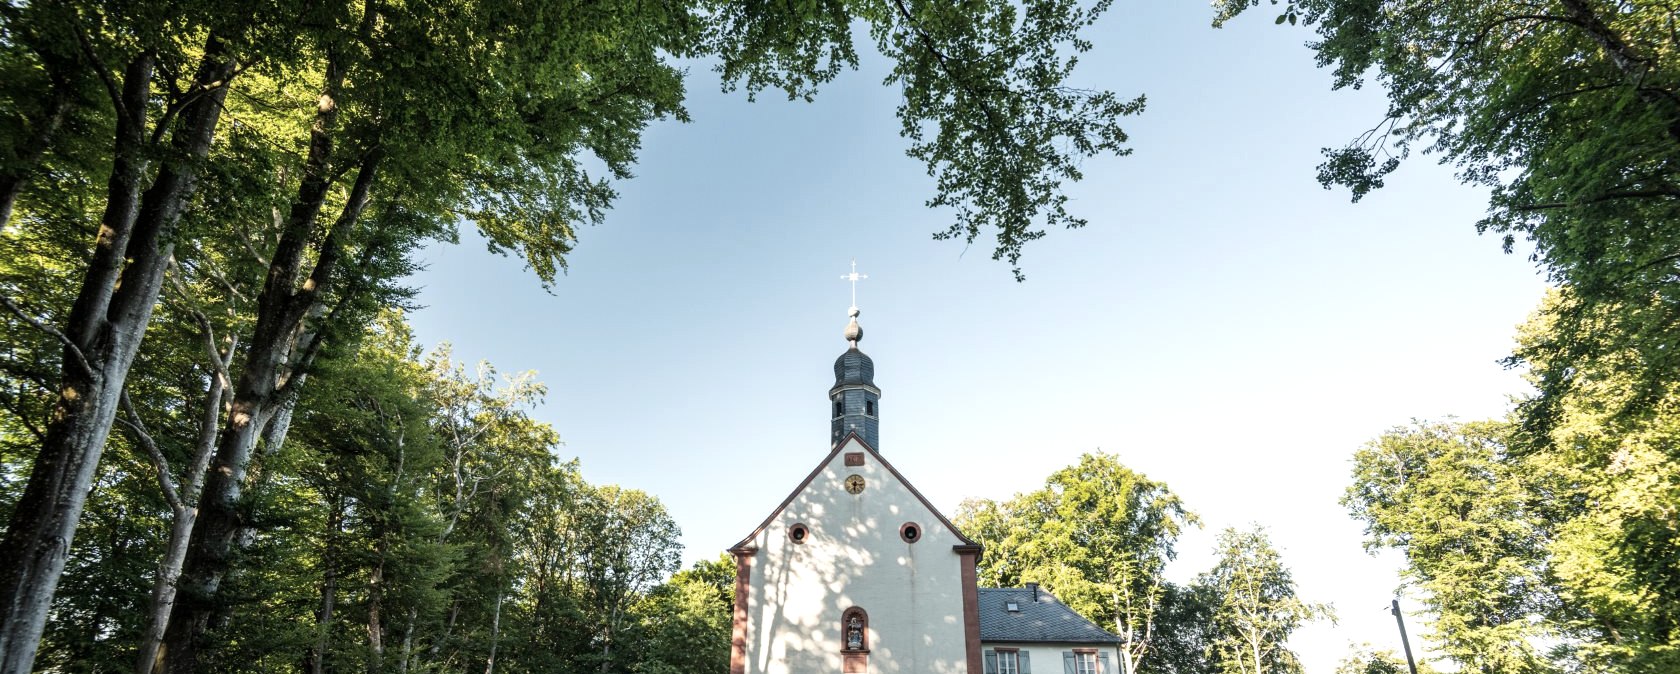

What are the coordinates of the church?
(726, 301, 1124, 674)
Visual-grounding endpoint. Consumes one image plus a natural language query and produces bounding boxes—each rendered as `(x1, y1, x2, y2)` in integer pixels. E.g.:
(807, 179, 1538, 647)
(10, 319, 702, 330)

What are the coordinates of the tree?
(1138, 581, 1216, 674)
(0, 1, 1142, 666)
(1200, 525, 1329, 674)
(1343, 421, 1556, 674)
(1346, 294, 1680, 674)
(0, 7, 284, 666)
(626, 555, 734, 674)
(1210, 0, 1680, 438)
(955, 452, 1198, 674)
(1515, 294, 1680, 673)
(1335, 645, 1434, 674)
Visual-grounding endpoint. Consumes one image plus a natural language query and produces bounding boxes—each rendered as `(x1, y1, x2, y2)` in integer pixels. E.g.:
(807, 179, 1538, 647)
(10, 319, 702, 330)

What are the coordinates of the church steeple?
(831, 262, 880, 448)
(830, 307, 880, 448)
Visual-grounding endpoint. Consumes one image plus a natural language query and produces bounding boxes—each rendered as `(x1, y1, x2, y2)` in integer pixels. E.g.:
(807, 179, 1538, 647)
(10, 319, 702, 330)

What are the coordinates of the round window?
(789, 523, 810, 544)
(899, 522, 921, 543)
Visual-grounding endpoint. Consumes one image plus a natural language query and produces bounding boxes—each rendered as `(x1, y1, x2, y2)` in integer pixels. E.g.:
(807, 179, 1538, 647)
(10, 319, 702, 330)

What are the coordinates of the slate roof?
(977, 588, 1123, 644)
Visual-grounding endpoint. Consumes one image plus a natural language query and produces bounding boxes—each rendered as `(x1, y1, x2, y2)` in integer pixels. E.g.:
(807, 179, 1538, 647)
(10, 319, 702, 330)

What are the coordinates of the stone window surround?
(994, 648, 1020, 674)
(841, 606, 870, 653)
(1072, 649, 1099, 674)
(899, 521, 923, 544)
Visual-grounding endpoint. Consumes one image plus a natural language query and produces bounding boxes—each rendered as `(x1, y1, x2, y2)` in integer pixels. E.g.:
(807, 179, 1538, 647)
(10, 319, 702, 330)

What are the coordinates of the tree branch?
(0, 292, 96, 380)
(1511, 188, 1680, 211)
(0, 391, 47, 442)
(118, 390, 184, 511)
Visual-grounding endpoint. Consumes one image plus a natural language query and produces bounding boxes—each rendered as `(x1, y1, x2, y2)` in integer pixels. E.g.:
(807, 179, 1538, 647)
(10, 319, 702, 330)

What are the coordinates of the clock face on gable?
(845, 474, 866, 494)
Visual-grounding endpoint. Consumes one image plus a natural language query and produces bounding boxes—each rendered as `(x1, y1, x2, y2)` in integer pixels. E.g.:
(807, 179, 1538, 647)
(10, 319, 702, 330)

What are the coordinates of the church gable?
(729, 432, 976, 553)
(732, 432, 978, 674)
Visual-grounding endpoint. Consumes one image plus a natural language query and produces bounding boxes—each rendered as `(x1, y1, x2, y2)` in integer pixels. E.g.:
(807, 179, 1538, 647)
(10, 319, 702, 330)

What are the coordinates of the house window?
(997, 650, 1019, 674)
(865, 400, 875, 415)
(833, 400, 843, 418)
(788, 523, 810, 544)
(1074, 651, 1098, 674)
(987, 649, 1028, 674)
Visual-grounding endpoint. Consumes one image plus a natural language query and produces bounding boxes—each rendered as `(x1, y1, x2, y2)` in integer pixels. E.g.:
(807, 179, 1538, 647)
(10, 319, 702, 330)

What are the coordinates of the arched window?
(840, 607, 869, 653)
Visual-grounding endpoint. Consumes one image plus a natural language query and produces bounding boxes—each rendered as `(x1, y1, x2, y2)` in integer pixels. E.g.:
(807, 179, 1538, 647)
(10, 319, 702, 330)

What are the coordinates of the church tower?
(830, 307, 880, 448)
(725, 266, 1126, 674)
(726, 273, 983, 674)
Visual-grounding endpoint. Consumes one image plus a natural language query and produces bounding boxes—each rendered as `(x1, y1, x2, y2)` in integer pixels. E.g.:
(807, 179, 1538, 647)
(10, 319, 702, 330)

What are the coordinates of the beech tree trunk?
(366, 556, 385, 674)
(397, 609, 417, 674)
(0, 86, 70, 227)
(484, 589, 503, 674)
(1555, 0, 1680, 144)
(162, 50, 383, 667)
(307, 494, 344, 674)
(135, 333, 231, 674)
(0, 37, 234, 674)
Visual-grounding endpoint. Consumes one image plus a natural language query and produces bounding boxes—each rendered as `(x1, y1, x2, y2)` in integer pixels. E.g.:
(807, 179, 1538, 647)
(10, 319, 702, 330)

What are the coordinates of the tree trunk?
(397, 608, 417, 674)
(0, 37, 234, 674)
(1555, 0, 1680, 144)
(364, 561, 384, 674)
(134, 344, 227, 674)
(367, 544, 386, 674)
(0, 85, 71, 227)
(484, 589, 502, 674)
(162, 54, 381, 667)
(308, 494, 344, 674)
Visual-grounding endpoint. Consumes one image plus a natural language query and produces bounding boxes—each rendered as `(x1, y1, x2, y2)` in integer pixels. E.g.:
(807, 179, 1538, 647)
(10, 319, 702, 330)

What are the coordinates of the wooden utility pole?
(1391, 599, 1420, 674)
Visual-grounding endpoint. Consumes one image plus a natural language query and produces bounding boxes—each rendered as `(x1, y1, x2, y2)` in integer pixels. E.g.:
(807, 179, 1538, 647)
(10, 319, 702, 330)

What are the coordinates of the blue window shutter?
(985, 651, 998, 674)
(1097, 652, 1112, 674)
(1062, 651, 1075, 674)
(1020, 650, 1032, 674)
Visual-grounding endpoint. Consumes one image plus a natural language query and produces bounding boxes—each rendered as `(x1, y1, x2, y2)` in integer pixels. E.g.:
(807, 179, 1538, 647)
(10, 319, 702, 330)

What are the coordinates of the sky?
(406, 2, 1550, 671)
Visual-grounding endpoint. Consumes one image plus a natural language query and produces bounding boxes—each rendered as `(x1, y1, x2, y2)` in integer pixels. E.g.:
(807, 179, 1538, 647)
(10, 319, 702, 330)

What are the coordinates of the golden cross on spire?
(840, 260, 868, 308)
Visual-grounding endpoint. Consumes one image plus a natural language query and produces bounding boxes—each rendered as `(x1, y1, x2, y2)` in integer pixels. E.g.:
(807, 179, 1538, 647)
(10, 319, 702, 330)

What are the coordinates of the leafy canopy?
(1211, 0, 1680, 431)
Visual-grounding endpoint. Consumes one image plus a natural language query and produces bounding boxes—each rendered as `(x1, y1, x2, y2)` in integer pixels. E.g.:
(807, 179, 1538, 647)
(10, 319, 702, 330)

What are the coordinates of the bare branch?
(0, 292, 96, 380)
(0, 391, 47, 442)
(119, 390, 184, 511)
(1511, 188, 1680, 211)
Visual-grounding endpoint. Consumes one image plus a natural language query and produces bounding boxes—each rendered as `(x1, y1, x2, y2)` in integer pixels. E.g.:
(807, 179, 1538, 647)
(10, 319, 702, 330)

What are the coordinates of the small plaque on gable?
(844, 452, 865, 466)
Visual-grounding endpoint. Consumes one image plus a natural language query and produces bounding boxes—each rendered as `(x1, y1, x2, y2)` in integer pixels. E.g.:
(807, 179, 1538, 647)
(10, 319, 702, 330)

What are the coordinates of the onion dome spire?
(831, 262, 879, 448)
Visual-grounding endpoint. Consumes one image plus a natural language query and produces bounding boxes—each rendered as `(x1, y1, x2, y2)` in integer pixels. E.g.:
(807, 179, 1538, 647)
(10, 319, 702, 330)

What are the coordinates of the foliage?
(0, 310, 713, 674)
(1343, 420, 1556, 674)
(0, 1, 1139, 663)
(1138, 581, 1216, 674)
(1334, 645, 1433, 674)
(1199, 525, 1330, 674)
(1211, 0, 1680, 434)
(626, 555, 735, 674)
(956, 452, 1197, 674)
(1345, 305, 1680, 674)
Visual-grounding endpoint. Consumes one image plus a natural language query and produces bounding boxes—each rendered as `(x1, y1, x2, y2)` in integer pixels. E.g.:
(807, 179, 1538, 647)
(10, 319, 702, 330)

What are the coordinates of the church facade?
(727, 306, 1122, 674)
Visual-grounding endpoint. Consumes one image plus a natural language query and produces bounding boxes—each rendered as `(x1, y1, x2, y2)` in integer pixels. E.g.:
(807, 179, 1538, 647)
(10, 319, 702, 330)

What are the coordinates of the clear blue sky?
(407, 2, 1547, 671)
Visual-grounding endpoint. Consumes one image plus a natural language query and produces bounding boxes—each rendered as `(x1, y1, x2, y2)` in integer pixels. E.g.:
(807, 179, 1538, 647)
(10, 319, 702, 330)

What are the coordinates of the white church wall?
(739, 436, 971, 674)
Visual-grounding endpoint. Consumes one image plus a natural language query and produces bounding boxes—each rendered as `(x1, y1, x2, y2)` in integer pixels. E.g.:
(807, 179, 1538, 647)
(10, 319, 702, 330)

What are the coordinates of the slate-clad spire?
(830, 305, 880, 449)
